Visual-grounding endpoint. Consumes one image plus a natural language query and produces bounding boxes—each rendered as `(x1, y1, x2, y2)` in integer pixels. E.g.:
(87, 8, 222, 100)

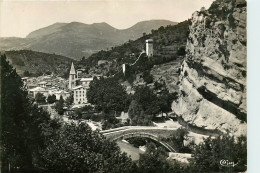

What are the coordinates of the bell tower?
(68, 62, 76, 89)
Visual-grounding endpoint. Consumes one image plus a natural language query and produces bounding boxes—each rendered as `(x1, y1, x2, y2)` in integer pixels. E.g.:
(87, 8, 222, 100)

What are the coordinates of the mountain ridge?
(26, 20, 176, 38)
(0, 20, 177, 59)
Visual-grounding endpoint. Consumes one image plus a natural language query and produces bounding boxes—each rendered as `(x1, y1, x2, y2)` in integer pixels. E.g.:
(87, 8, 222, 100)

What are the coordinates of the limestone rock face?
(172, 0, 247, 136)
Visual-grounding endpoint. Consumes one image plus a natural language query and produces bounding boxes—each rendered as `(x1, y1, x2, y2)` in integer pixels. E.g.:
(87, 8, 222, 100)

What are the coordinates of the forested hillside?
(3, 50, 73, 77)
(77, 20, 190, 77)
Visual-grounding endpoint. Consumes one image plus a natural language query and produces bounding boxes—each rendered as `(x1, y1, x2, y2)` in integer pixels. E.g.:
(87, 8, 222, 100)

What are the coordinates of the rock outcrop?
(172, 0, 247, 136)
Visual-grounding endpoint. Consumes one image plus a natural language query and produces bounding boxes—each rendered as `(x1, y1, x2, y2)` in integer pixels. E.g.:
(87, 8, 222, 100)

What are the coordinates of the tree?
(157, 91, 177, 116)
(45, 71, 52, 75)
(127, 86, 161, 125)
(128, 100, 152, 126)
(143, 70, 153, 84)
(137, 142, 185, 173)
(1, 54, 53, 172)
(87, 77, 130, 114)
(23, 70, 31, 77)
(74, 108, 83, 119)
(41, 123, 136, 172)
(153, 81, 178, 116)
(47, 94, 56, 104)
(65, 94, 73, 107)
(102, 113, 120, 130)
(177, 47, 186, 56)
(165, 128, 190, 153)
(133, 86, 160, 116)
(54, 96, 65, 115)
(191, 135, 247, 172)
(35, 93, 46, 104)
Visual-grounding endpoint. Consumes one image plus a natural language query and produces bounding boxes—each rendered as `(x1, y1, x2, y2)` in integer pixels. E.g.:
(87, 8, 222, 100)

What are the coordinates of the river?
(116, 140, 145, 161)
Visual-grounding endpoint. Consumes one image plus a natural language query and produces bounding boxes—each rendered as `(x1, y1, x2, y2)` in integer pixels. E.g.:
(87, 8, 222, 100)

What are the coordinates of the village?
(20, 39, 155, 127)
(23, 39, 153, 106)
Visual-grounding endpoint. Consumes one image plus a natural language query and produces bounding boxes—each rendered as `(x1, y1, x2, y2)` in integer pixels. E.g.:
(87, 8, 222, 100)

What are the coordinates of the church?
(68, 62, 93, 105)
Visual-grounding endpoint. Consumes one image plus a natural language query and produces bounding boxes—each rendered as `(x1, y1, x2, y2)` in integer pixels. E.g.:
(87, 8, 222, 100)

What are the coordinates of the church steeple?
(70, 62, 76, 75)
(68, 62, 76, 89)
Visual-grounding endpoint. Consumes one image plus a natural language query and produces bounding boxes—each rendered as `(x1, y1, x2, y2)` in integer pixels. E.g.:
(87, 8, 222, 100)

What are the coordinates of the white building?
(72, 78, 93, 105)
(146, 39, 153, 58)
(29, 86, 71, 101)
(72, 85, 88, 105)
(38, 81, 47, 88)
(80, 78, 93, 87)
(28, 87, 48, 98)
(52, 90, 70, 100)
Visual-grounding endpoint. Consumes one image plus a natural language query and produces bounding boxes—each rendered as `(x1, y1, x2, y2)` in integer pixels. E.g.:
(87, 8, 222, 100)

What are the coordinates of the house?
(52, 90, 70, 100)
(79, 78, 93, 87)
(28, 87, 48, 98)
(72, 85, 88, 105)
(38, 81, 47, 88)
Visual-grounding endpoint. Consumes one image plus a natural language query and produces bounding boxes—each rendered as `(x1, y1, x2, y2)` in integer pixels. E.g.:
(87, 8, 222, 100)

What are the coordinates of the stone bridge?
(100, 126, 179, 152)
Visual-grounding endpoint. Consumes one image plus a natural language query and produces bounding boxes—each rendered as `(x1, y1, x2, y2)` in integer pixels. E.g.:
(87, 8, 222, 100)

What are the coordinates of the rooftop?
(146, 39, 153, 43)
(29, 87, 46, 92)
(72, 85, 86, 90)
(80, 78, 94, 82)
(38, 81, 47, 84)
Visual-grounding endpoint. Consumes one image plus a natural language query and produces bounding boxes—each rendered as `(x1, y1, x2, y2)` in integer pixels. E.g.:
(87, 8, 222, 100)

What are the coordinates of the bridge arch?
(108, 132, 176, 152)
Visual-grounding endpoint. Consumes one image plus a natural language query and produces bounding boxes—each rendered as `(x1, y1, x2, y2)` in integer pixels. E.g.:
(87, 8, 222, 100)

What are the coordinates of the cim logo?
(219, 159, 238, 167)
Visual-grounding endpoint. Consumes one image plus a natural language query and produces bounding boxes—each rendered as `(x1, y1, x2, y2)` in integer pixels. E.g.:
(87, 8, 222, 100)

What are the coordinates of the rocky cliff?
(172, 0, 247, 136)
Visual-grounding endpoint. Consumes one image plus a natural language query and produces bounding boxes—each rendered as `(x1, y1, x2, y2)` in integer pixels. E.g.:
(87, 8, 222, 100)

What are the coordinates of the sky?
(0, 0, 214, 38)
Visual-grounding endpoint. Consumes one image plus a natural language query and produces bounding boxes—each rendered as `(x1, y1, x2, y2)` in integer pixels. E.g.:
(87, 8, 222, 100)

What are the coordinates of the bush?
(35, 93, 46, 104)
(177, 47, 186, 56)
(47, 94, 56, 104)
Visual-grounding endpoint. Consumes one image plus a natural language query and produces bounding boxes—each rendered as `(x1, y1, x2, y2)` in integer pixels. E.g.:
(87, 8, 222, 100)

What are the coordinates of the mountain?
(3, 50, 74, 77)
(26, 23, 67, 38)
(121, 20, 178, 40)
(172, 0, 247, 136)
(0, 20, 176, 60)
